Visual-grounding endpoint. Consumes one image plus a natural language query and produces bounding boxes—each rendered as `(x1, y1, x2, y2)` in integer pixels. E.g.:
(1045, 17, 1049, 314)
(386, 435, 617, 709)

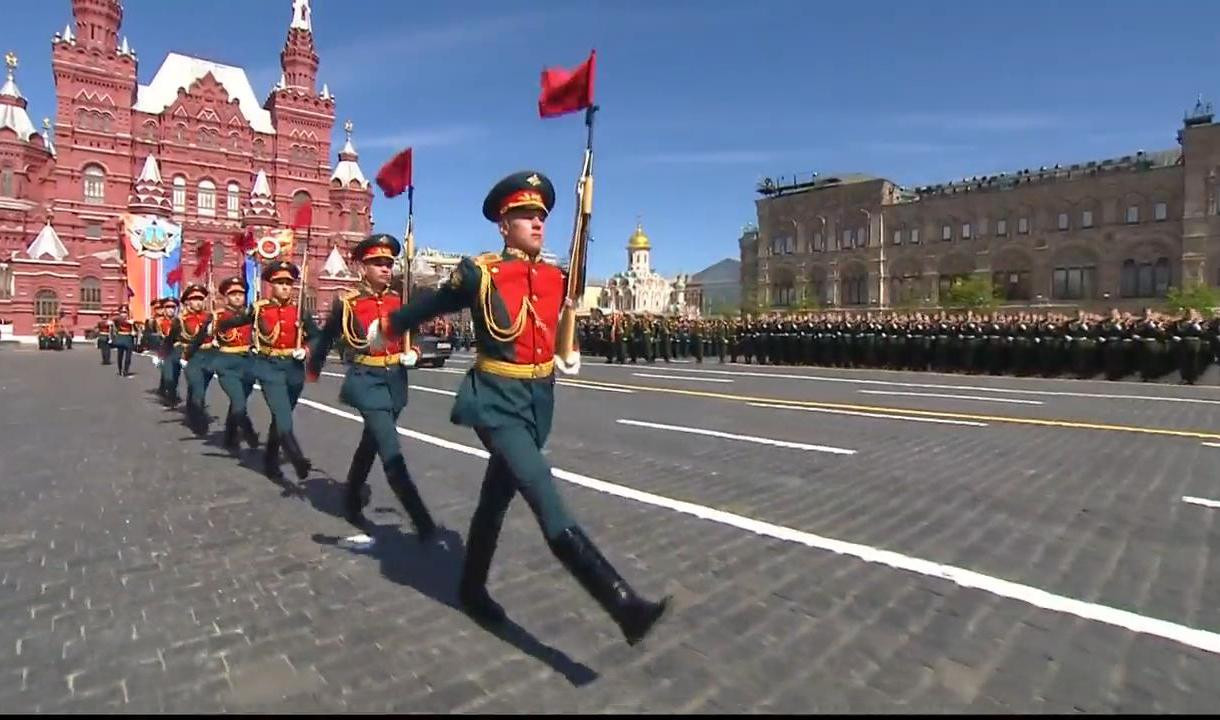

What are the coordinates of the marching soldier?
(108, 305, 138, 377)
(152, 298, 178, 401)
(306, 234, 440, 540)
(173, 285, 215, 426)
(184, 277, 261, 453)
(95, 316, 112, 365)
(217, 260, 320, 482)
(380, 170, 670, 645)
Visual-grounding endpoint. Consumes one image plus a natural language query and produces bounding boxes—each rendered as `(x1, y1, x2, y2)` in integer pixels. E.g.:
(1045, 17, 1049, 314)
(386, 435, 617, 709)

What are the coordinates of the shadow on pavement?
(311, 523, 599, 688)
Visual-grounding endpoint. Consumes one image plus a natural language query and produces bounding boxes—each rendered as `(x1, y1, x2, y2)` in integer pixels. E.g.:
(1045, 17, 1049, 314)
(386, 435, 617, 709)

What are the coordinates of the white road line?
(421, 367, 467, 376)
(411, 385, 457, 397)
(560, 380, 635, 394)
(749, 401, 989, 427)
(632, 373, 733, 383)
(595, 364, 1220, 405)
(322, 366, 631, 395)
(1203, 442, 1220, 449)
(858, 390, 1045, 406)
(1183, 496, 1220, 509)
(292, 394, 1220, 656)
(616, 418, 855, 455)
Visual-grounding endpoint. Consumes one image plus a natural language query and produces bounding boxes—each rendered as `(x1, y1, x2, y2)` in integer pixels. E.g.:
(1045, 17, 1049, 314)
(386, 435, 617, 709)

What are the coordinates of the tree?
(793, 296, 821, 311)
(1164, 281, 1220, 315)
(940, 274, 997, 311)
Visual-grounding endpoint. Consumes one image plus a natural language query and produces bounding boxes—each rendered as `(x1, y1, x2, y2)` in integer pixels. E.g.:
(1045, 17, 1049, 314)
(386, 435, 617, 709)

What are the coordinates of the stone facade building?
(743, 99, 1220, 313)
(0, 0, 373, 341)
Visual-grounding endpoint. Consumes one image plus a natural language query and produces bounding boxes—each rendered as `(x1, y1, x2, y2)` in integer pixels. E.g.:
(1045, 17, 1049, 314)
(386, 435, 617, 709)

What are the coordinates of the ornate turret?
(245, 169, 278, 227)
(71, 0, 123, 53)
(129, 155, 169, 216)
(26, 221, 69, 261)
(280, 0, 318, 93)
(627, 222, 651, 250)
(0, 52, 38, 142)
(330, 120, 368, 189)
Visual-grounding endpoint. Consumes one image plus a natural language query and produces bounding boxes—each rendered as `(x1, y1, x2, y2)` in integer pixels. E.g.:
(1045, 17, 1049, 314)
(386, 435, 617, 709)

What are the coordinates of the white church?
(598, 223, 692, 316)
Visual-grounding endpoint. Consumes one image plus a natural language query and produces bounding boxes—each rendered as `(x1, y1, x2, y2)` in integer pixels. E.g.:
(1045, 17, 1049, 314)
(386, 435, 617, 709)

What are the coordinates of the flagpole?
(297, 223, 311, 348)
(555, 103, 597, 363)
(402, 185, 415, 354)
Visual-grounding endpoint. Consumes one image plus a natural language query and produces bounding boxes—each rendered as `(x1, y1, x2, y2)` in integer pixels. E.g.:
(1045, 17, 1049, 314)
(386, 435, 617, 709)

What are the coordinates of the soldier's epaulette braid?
(472, 252, 502, 267)
(339, 292, 370, 350)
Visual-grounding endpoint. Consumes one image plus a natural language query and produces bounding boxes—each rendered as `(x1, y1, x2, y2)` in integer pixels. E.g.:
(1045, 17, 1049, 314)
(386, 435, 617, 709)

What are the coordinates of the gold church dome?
(627, 222, 651, 250)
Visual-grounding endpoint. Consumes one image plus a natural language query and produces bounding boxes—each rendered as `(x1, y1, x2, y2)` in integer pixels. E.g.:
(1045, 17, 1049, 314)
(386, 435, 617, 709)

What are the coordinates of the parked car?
(412, 333, 453, 368)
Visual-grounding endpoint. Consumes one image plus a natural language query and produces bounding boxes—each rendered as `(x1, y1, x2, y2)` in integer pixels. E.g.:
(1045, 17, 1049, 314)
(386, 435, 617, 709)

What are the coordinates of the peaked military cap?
(161, 296, 181, 308)
(218, 275, 248, 295)
(482, 170, 555, 222)
(182, 283, 209, 301)
(351, 233, 401, 262)
(262, 259, 301, 283)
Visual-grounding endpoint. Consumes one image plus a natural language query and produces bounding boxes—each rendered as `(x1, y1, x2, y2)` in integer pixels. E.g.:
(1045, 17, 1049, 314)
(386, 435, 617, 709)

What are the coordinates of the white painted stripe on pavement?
(411, 385, 457, 397)
(1183, 496, 1220, 509)
(632, 372, 733, 383)
(596, 363, 1220, 405)
(560, 380, 635, 394)
(858, 390, 1044, 406)
(292, 394, 1220, 656)
(320, 365, 632, 395)
(616, 418, 855, 455)
(749, 401, 989, 427)
(1203, 442, 1220, 448)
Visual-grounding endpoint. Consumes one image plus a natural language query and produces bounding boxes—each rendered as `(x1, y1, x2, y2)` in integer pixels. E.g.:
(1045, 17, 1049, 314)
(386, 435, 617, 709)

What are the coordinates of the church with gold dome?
(598, 222, 692, 316)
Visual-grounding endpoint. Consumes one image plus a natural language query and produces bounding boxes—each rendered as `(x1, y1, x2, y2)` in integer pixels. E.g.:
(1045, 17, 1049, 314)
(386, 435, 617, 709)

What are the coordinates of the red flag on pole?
(232, 229, 256, 255)
(166, 266, 184, 288)
(291, 201, 313, 230)
(375, 148, 413, 198)
(538, 50, 596, 118)
(193, 239, 213, 278)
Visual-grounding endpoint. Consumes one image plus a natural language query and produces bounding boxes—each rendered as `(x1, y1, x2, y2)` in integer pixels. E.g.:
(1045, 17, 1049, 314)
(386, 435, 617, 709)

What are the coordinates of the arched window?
(0, 167, 13, 197)
(348, 210, 360, 231)
(843, 272, 868, 306)
(0, 263, 11, 300)
(83, 165, 105, 204)
(292, 190, 311, 213)
(226, 182, 240, 219)
(34, 289, 59, 324)
(197, 180, 215, 216)
(1121, 256, 1171, 298)
(172, 175, 186, 212)
(79, 276, 102, 311)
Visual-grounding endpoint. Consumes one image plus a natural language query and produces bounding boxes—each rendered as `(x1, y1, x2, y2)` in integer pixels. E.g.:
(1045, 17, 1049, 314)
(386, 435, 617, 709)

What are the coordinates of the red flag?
(376, 148, 413, 198)
(291, 201, 313, 230)
(193, 239, 213, 278)
(232, 229, 256, 254)
(539, 50, 596, 118)
(166, 267, 184, 288)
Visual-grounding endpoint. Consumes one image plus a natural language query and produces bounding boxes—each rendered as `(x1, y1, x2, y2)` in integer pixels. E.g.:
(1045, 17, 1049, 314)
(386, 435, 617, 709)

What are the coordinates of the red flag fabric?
(232, 229, 256, 254)
(166, 267, 184, 288)
(291, 201, 313, 230)
(376, 148, 413, 198)
(539, 50, 596, 118)
(192, 239, 213, 278)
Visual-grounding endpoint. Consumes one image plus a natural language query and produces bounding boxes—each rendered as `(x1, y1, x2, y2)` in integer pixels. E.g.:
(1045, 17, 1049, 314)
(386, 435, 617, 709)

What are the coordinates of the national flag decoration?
(538, 50, 596, 118)
(375, 148, 413, 198)
(192, 239, 213, 278)
(166, 266, 184, 288)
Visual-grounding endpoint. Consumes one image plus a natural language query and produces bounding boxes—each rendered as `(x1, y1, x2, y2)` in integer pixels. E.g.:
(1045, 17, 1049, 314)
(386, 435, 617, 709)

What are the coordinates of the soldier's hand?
(400, 349, 419, 367)
(151, 356, 163, 367)
(292, 348, 307, 361)
(180, 358, 189, 368)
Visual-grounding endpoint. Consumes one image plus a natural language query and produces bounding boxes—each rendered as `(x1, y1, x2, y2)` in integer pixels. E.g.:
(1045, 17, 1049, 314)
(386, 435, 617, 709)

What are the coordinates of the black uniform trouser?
(113, 341, 134, 375)
(99, 341, 111, 365)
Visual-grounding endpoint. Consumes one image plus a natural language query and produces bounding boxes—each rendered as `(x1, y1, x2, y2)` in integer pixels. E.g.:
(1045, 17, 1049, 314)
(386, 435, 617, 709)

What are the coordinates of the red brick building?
(0, 0, 371, 342)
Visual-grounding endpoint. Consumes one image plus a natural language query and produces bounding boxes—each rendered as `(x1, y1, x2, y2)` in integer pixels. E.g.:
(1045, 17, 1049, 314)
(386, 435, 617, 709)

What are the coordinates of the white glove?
(151, 356, 163, 368)
(366, 319, 384, 351)
(292, 348, 307, 361)
(400, 349, 419, 367)
(180, 358, 189, 368)
(555, 352, 581, 376)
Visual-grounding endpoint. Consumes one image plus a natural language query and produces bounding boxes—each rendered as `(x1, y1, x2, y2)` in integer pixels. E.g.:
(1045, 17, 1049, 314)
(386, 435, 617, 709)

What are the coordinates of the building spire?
(280, 0, 319, 92)
(331, 120, 368, 189)
(71, 0, 123, 53)
(0, 52, 38, 141)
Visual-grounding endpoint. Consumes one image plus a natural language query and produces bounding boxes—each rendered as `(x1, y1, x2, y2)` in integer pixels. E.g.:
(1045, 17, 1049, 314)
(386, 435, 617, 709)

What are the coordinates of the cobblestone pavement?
(3, 346, 1220, 712)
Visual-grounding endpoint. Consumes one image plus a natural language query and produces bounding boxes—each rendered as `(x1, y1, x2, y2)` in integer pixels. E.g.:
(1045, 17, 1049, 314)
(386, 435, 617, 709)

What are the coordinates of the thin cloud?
(862, 141, 975, 154)
(893, 112, 1066, 132)
(359, 125, 487, 150)
(635, 150, 778, 165)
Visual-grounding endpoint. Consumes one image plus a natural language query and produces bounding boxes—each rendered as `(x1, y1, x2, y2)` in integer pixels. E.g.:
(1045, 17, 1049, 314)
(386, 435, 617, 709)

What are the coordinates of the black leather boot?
(263, 430, 285, 482)
(239, 414, 260, 449)
(279, 431, 312, 480)
(459, 504, 508, 626)
(548, 526, 671, 646)
(344, 448, 377, 529)
(222, 415, 240, 451)
(384, 456, 436, 542)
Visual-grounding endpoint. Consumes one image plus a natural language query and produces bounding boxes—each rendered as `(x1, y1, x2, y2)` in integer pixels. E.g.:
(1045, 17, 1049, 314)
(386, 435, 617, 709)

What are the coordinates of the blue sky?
(4, 0, 1220, 280)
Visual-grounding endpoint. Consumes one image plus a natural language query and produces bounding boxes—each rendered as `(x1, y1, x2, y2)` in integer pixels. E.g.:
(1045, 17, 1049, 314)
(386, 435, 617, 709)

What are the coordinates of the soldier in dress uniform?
(108, 305, 138, 377)
(95, 316, 113, 365)
(217, 260, 320, 482)
(151, 298, 179, 402)
(380, 170, 670, 646)
(185, 277, 261, 453)
(172, 285, 214, 425)
(306, 235, 440, 540)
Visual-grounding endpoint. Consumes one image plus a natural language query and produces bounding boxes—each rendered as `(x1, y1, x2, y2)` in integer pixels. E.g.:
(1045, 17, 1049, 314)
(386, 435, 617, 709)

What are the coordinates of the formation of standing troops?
(88, 171, 670, 648)
(580, 308, 1220, 384)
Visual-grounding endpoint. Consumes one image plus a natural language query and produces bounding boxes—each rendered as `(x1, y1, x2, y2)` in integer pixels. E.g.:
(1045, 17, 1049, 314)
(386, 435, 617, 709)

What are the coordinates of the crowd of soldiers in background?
(578, 308, 1220, 384)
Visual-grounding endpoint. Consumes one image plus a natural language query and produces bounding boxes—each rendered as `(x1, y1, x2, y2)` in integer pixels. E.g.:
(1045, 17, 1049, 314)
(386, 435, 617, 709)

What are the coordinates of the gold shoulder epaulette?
(253, 299, 270, 309)
(472, 252, 502, 267)
(340, 289, 360, 302)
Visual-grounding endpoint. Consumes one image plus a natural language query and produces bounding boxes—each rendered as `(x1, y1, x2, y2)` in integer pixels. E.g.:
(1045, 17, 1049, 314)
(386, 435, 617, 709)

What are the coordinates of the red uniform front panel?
(491, 259, 564, 364)
(214, 309, 251, 347)
(351, 292, 402, 356)
(181, 311, 213, 345)
(259, 302, 301, 350)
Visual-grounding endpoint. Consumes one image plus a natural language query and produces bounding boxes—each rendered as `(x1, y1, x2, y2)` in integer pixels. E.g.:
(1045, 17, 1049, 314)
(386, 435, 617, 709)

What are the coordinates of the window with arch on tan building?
(226, 182, 240, 219)
(842, 269, 868, 306)
(172, 176, 186, 212)
(83, 165, 105, 204)
(197, 180, 216, 216)
(34, 289, 60, 324)
(1120, 257, 1171, 298)
(79, 276, 102, 311)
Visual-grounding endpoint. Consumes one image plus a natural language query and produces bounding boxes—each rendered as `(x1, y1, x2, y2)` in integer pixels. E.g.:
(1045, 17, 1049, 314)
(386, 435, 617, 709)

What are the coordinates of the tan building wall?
(744, 107, 1220, 313)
